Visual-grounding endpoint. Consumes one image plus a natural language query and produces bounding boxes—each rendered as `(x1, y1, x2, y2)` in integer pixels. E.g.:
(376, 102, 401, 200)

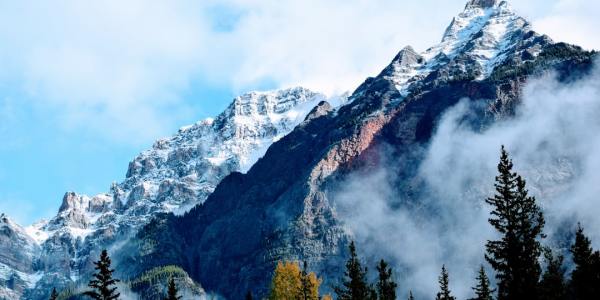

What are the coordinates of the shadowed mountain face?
(124, 2, 596, 299)
(0, 1, 597, 299)
(0, 88, 347, 299)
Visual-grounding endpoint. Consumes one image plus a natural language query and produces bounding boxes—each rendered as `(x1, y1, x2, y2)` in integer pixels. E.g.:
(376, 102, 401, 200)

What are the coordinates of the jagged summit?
(465, 0, 501, 9)
(377, 0, 539, 92)
(0, 86, 347, 299)
(1, 0, 595, 298)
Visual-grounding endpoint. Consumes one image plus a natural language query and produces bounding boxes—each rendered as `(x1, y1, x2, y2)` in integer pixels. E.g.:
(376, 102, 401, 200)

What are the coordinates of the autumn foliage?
(268, 261, 329, 300)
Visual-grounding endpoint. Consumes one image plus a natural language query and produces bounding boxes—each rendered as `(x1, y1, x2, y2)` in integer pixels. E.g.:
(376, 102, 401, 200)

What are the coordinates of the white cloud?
(0, 0, 598, 144)
(335, 60, 600, 299)
(512, 0, 600, 51)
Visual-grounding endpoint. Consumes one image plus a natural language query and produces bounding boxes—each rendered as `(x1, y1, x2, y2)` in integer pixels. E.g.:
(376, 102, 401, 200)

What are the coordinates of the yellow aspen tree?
(269, 261, 323, 300)
(269, 261, 302, 300)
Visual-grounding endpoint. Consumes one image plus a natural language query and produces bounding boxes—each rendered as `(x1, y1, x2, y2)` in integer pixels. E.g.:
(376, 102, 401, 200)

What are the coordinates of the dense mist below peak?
(334, 59, 600, 299)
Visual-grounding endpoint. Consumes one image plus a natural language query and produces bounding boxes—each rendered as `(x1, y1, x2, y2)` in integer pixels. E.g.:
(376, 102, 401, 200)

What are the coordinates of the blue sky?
(1, 0, 598, 225)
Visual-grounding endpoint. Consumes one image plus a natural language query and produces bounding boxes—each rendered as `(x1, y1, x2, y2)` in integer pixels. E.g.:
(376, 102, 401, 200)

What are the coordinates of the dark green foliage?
(490, 43, 595, 81)
(129, 265, 202, 299)
(334, 241, 375, 300)
(49, 288, 59, 300)
(130, 265, 188, 288)
(569, 225, 600, 300)
(245, 291, 253, 300)
(375, 259, 397, 300)
(469, 266, 493, 300)
(165, 277, 181, 300)
(83, 249, 120, 300)
(435, 265, 455, 300)
(538, 250, 567, 300)
(299, 261, 317, 300)
(485, 146, 545, 300)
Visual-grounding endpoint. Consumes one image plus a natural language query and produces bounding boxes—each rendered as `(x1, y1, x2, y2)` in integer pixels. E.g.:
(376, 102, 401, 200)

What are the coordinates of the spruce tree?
(334, 241, 374, 300)
(485, 146, 545, 300)
(49, 288, 59, 300)
(469, 266, 493, 300)
(435, 265, 455, 300)
(408, 291, 414, 300)
(375, 259, 397, 300)
(165, 277, 181, 300)
(538, 250, 566, 300)
(84, 249, 120, 300)
(299, 261, 318, 300)
(245, 291, 253, 300)
(569, 224, 600, 299)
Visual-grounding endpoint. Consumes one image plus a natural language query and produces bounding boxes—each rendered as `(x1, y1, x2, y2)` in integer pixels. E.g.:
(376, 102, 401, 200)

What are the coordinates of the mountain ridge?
(0, 87, 348, 299)
(0, 0, 597, 299)
(123, 1, 596, 298)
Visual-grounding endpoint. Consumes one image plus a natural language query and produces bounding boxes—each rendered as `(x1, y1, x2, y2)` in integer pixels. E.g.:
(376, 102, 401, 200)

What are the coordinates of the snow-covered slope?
(0, 87, 347, 299)
(378, 0, 540, 94)
(0, 0, 590, 298)
(0, 214, 41, 299)
(123, 1, 595, 298)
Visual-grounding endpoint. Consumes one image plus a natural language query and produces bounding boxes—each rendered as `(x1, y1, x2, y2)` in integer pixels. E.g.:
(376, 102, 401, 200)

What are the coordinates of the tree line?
(265, 146, 600, 300)
(49, 249, 183, 300)
(49, 146, 600, 299)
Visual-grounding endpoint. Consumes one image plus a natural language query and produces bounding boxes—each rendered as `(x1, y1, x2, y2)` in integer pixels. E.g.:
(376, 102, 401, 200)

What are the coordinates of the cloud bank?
(335, 61, 600, 299)
(6, 0, 600, 143)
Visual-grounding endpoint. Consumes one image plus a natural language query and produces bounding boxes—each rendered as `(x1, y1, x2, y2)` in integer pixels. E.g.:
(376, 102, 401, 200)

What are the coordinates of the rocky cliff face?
(0, 88, 346, 299)
(125, 1, 596, 298)
(0, 215, 41, 299)
(0, 1, 597, 299)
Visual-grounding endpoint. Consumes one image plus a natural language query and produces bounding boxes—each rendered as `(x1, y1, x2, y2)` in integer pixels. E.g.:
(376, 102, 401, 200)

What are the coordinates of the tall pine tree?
(569, 224, 600, 299)
(538, 250, 566, 300)
(334, 241, 375, 300)
(435, 265, 455, 300)
(469, 266, 493, 300)
(49, 288, 58, 300)
(299, 261, 318, 300)
(165, 277, 181, 300)
(375, 259, 397, 300)
(407, 291, 414, 300)
(245, 291, 253, 300)
(84, 249, 120, 300)
(485, 146, 545, 300)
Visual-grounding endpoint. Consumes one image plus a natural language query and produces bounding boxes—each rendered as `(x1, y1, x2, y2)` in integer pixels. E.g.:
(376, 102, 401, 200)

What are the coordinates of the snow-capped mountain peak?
(1, 0, 590, 298)
(1, 86, 347, 299)
(465, 0, 501, 9)
(381, 0, 541, 93)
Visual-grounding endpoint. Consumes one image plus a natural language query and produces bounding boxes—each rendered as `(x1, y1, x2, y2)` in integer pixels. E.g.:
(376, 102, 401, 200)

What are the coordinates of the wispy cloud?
(0, 0, 597, 143)
(517, 0, 600, 51)
(334, 61, 600, 299)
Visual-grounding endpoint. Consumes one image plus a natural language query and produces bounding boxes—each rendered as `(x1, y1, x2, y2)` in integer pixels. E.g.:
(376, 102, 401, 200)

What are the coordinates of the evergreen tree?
(538, 249, 566, 300)
(165, 277, 181, 300)
(84, 249, 120, 300)
(49, 288, 59, 300)
(485, 146, 545, 300)
(435, 265, 455, 300)
(299, 261, 318, 300)
(569, 224, 600, 299)
(334, 241, 375, 300)
(245, 291, 253, 300)
(469, 266, 493, 300)
(407, 290, 414, 300)
(375, 259, 397, 300)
